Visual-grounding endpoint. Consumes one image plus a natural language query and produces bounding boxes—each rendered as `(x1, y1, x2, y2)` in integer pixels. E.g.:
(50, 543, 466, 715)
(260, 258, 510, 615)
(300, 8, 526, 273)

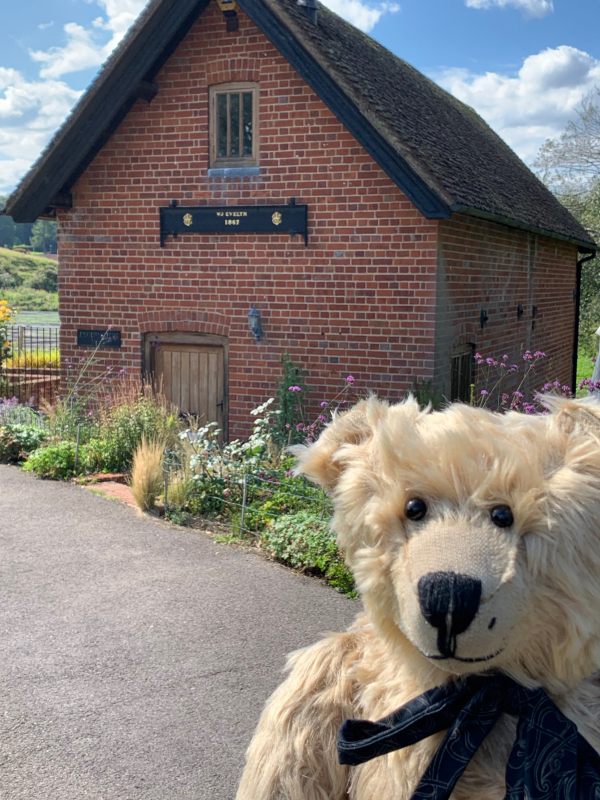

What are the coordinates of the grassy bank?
(0, 247, 58, 312)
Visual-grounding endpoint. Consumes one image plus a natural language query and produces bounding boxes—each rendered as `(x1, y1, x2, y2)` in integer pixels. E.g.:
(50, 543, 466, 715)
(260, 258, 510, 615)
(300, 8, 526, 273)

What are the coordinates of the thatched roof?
(3, 0, 595, 250)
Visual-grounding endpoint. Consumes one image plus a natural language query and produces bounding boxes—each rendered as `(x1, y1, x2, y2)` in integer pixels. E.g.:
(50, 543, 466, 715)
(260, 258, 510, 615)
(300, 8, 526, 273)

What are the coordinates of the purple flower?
(288, 385, 302, 392)
(480, 389, 489, 397)
(533, 351, 546, 359)
(522, 351, 533, 362)
(320, 401, 328, 408)
(523, 403, 537, 414)
(345, 375, 355, 383)
(485, 357, 497, 367)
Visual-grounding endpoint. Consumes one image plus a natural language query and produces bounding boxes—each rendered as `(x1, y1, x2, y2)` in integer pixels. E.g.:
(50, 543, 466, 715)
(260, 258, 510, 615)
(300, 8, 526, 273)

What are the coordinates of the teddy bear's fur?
(236, 396, 600, 799)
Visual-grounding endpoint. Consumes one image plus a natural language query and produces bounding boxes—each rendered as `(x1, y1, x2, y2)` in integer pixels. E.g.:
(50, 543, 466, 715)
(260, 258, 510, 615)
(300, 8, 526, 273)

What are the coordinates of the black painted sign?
(77, 329, 122, 349)
(160, 203, 308, 246)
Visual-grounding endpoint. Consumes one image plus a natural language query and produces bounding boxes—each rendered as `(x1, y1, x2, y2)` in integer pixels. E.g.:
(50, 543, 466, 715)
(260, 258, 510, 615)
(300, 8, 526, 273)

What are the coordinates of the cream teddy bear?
(237, 397, 600, 799)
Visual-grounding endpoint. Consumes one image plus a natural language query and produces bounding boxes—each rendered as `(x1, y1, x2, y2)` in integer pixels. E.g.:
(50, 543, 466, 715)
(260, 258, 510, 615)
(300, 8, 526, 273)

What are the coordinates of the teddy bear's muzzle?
(418, 571, 482, 658)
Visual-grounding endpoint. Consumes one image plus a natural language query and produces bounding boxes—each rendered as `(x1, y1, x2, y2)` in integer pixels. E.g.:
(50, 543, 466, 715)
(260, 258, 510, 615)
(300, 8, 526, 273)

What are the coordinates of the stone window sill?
(207, 167, 261, 179)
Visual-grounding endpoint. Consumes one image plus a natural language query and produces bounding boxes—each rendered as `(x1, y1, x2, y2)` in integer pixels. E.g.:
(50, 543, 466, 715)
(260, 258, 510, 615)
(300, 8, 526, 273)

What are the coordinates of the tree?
(0, 196, 57, 252)
(536, 87, 600, 191)
(0, 196, 16, 248)
(535, 89, 600, 360)
(30, 220, 57, 254)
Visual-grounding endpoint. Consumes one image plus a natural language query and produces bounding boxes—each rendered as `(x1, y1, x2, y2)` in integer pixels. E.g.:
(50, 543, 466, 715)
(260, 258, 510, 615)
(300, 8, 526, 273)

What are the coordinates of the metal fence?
(162, 449, 332, 537)
(0, 324, 60, 406)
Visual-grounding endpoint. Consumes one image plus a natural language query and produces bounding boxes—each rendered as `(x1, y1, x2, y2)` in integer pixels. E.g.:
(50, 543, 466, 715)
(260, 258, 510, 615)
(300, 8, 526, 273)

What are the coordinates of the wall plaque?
(160, 201, 308, 246)
(77, 329, 122, 349)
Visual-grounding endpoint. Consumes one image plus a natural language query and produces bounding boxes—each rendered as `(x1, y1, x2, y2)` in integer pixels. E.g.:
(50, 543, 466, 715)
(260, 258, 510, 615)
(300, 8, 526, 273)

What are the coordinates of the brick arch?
(138, 309, 229, 338)
(205, 57, 261, 85)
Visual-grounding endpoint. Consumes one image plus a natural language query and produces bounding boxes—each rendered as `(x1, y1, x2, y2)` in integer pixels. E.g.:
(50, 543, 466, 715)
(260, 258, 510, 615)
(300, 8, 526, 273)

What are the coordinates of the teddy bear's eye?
(405, 498, 428, 521)
(490, 505, 514, 528)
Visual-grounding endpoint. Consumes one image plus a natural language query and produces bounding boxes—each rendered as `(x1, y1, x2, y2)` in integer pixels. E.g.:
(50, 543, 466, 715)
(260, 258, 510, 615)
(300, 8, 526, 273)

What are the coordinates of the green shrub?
(80, 437, 119, 473)
(97, 396, 179, 473)
(240, 473, 329, 533)
(24, 266, 57, 292)
(188, 473, 229, 516)
(261, 510, 356, 596)
(0, 424, 47, 463)
(24, 441, 77, 480)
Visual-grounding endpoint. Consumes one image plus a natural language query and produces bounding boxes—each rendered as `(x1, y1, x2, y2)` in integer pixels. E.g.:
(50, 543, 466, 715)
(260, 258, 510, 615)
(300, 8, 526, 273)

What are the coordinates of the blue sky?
(1, 0, 599, 194)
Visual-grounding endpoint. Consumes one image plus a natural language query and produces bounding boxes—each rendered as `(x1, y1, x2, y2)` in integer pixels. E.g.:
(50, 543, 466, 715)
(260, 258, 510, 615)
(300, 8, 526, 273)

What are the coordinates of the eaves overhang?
(3, 0, 210, 223)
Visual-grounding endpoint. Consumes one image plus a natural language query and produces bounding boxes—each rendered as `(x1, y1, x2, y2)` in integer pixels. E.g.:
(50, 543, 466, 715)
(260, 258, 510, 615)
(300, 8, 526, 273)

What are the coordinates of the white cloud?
(30, 0, 147, 79)
(465, 0, 553, 17)
(435, 46, 600, 163)
(0, 0, 146, 193)
(321, 0, 400, 32)
(0, 70, 81, 194)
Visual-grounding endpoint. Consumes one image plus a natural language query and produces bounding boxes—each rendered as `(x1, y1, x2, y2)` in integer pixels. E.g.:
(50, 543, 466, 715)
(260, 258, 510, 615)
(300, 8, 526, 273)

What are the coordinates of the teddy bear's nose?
(417, 571, 482, 657)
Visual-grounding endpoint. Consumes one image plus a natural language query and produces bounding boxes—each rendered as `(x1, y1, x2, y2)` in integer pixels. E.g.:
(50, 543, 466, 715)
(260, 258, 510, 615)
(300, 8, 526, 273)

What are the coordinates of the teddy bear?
(236, 396, 600, 799)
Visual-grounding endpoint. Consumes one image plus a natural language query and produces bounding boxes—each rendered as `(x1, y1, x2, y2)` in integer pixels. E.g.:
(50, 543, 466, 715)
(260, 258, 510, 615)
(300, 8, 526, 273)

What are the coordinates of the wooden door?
(154, 343, 225, 427)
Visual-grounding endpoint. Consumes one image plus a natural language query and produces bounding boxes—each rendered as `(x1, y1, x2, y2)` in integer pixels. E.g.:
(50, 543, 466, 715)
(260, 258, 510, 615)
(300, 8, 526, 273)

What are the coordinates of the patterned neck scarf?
(337, 673, 600, 799)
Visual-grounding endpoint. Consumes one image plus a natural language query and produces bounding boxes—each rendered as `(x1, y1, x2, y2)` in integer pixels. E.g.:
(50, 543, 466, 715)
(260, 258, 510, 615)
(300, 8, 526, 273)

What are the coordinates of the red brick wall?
(57, 4, 577, 435)
(57, 3, 438, 437)
(436, 214, 578, 402)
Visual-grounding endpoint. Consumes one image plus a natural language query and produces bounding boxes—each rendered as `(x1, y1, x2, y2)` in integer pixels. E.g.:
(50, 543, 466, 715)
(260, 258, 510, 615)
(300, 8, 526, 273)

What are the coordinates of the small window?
(451, 347, 474, 402)
(210, 83, 258, 167)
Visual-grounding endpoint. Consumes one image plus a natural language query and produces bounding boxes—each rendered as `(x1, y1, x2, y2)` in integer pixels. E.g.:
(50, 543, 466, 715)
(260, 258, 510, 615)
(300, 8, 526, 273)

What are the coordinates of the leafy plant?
(0, 397, 44, 426)
(261, 510, 356, 596)
(274, 353, 308, 445)
(97, 396, 178, 473)
(188, 473, 229, 516)
(79, 437, 119, 474)
(239, 473, 329, 533)
(0, 424, 47, 463)
(24, 441, 77, 480)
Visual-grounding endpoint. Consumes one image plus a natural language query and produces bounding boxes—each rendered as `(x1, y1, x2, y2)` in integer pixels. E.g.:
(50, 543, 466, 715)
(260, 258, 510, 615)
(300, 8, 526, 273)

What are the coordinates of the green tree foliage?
(0, 208, 16, 248)
(535, 89, 600, 359)
(0, 196, 57, 253)
(30, 220, 58, 254)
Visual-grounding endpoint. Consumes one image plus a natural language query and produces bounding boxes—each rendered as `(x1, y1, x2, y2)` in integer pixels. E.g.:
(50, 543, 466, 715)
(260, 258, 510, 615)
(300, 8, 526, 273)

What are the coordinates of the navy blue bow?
(338, 673, 600, 799)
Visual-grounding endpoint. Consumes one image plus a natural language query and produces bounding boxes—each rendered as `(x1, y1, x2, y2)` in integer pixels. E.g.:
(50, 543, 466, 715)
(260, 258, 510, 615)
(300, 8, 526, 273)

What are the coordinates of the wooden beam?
(135, 81, 159, 102)
(49, 191, 73, 210)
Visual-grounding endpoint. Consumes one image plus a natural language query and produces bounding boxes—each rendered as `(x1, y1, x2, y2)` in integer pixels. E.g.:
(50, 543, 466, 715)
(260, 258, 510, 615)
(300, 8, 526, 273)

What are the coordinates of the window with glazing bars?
(210, 83, 258, 167)
(450, 348, 474, 402)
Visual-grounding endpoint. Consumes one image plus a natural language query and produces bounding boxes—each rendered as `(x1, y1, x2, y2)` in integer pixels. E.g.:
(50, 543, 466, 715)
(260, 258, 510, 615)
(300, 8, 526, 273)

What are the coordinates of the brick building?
(4, 0, 596, 438)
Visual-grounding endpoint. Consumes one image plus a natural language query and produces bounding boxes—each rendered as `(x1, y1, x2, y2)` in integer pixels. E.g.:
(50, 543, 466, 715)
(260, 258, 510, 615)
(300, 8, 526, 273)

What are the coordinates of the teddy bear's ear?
(552, 397, 600, 438)
(291, 397, 390, 491)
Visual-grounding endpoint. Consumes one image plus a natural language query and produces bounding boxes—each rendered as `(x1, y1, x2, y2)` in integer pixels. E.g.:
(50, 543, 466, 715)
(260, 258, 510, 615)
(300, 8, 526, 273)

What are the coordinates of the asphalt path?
(0, 466, 357, 799)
